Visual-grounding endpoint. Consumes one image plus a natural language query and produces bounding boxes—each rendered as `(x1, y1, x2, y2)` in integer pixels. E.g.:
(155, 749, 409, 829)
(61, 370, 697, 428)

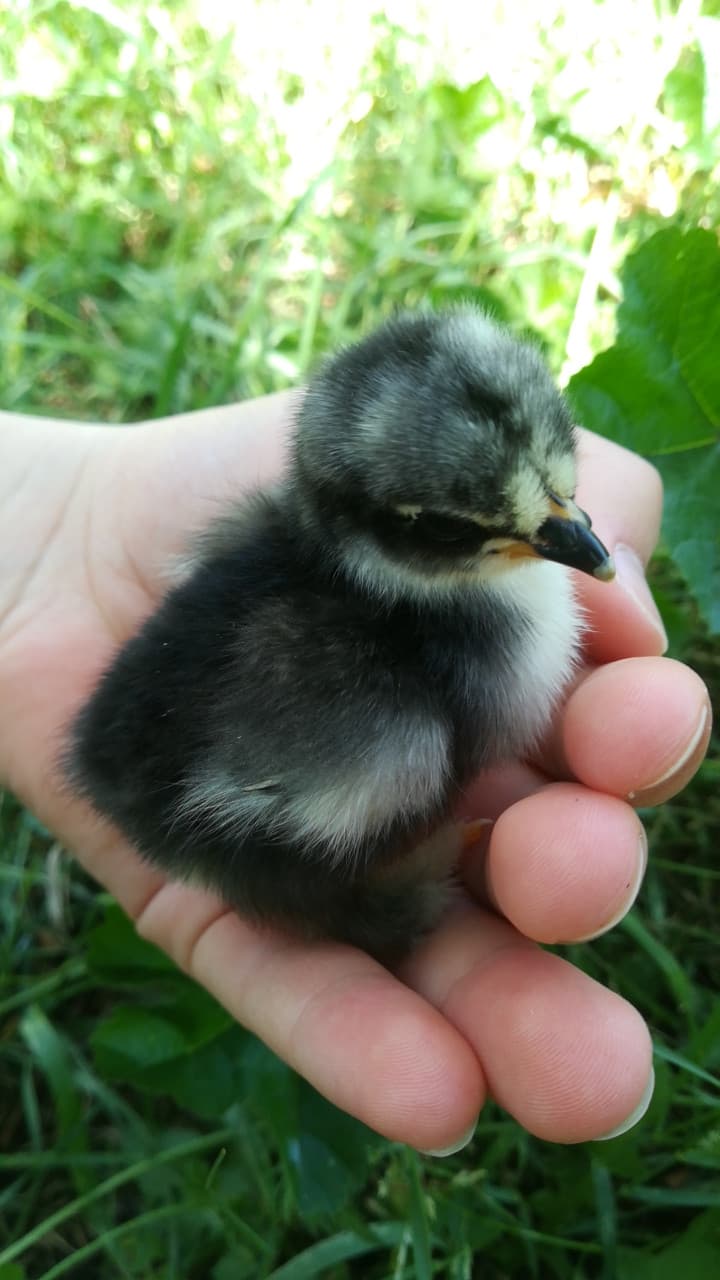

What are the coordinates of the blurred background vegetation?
(1, 0, 718, 1276)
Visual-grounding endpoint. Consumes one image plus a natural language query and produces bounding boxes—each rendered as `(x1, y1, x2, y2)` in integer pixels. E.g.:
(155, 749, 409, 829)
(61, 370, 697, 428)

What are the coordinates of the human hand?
(0, 401, 711, 1153)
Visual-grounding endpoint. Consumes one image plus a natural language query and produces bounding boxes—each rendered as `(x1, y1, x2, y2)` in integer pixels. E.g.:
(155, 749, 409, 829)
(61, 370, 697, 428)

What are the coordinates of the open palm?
(0, 399, 710, 1151)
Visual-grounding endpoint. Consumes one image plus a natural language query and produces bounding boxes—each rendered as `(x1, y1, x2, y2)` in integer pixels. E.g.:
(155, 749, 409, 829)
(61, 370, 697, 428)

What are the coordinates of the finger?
(71, 823, 167, 921)
(576, 430, 663, 567)
(457, 760, 548, 821)
(403, 906, 654, 1143)
(574, 430, 667, 662)
(463, 783, 647, 944)
(135, 880, 486, 1152)
(532, 655, 711, 795)
(562, 658, 712, 805)
(67, 815, 487, 1151)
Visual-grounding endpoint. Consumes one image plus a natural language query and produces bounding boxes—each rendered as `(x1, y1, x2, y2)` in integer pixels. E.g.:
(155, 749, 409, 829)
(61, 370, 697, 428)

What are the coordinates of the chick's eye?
(414, 512, 476, 543)
(384, 506, 485, 553)
(547, 487, 577, 504)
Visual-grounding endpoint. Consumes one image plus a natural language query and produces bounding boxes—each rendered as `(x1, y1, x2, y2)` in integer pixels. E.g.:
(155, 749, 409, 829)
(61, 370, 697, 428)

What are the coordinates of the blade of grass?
(405, 1151, 434, 1280)
(296, 261, 325, 377)
(620, 913, 698, 1018)
(19, 1006, 90, 1192)
(0, 961, 86, 1018)
(0, 1127, 236, 1268)
(592, 1162, 619, 1280)
(654, 1045, 720, 1089)
(266, 1224, 406, 1280)
(36, 1203, 195, 1280)
(0, 275, 87, 335)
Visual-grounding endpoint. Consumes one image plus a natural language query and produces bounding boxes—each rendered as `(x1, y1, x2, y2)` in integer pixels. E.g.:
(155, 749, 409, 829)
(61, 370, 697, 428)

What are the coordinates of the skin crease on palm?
(0, 398, 712, 1154)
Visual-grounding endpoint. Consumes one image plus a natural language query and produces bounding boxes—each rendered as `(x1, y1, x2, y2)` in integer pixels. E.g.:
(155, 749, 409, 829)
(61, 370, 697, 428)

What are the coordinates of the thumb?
(573, 429, 667, 662)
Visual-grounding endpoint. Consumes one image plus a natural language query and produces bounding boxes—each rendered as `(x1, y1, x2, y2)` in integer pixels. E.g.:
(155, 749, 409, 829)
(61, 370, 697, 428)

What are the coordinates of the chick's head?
(292, 308, 613, 599)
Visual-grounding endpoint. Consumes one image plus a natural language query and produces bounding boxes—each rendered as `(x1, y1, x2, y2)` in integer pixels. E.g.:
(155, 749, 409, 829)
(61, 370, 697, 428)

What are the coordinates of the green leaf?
(152, 1028, 248, 1118)
(698, 17, 720, 139)
(146, 979, 232, 1051)
(277, 1084, 376, 1223)
(618, 1208, 720, 1280)
(91, 1006, 188, 1076)
(432, 76, 505, 137)
(86, 900, 174, 981)
(213, 1253, 261, 1280)
(660, 445, 720, 634)
(241, 1039, 299, 1145)
(663, 45, 706, 148)
(289, 1133, 358, 1220)
(569, 229, 720, 632)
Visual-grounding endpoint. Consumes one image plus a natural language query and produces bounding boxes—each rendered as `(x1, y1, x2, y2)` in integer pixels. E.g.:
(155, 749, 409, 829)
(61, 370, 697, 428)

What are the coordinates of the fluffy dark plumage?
(67, 308, 607, 962)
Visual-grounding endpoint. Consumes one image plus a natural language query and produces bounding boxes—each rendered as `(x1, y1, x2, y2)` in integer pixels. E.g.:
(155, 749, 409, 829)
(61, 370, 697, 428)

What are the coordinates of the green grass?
(1, 2, 719, 1276)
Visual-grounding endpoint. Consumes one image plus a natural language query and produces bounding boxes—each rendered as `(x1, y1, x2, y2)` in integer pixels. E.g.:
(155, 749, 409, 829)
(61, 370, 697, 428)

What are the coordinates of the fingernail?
(594, 1066, 655, 1141)
(628, 701, 711, 801)
(574, 827, 648, 942)
(419, 1117, 478, 1158)
(614, 544, 668, 654)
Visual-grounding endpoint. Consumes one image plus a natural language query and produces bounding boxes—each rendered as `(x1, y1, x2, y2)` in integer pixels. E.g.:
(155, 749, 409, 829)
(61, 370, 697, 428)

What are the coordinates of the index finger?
(135, 878, 486, 1152)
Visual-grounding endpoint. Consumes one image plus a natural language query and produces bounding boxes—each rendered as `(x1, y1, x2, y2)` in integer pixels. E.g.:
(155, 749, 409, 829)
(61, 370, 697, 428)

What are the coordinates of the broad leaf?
(569, 228, 720, 632)
(91, 1006, 188, 1075)
(288, 1133, 359, 1220)
(618, 1208, 720, 1280)
(86, 900, 174, 980)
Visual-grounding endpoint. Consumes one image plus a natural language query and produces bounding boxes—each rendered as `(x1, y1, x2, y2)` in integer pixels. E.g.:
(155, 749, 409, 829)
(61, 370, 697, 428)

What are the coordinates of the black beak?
(532, 509, 615, 581)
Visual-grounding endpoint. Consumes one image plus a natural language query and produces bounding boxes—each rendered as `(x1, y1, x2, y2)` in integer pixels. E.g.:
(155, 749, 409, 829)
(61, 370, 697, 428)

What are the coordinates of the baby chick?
(68, 308, 614, 963)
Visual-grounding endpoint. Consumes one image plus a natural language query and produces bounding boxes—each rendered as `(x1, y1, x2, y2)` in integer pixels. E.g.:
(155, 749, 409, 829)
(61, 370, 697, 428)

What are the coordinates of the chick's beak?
(532, 497, 615, 581)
